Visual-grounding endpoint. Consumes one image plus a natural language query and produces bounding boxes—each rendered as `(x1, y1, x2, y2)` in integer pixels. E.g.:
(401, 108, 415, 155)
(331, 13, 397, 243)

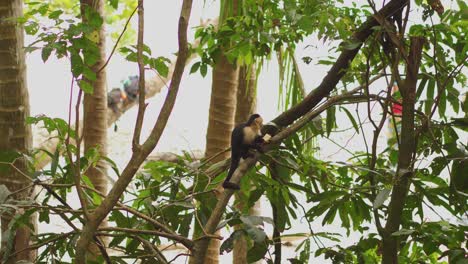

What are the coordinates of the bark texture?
(198, 52, 239, 264)
(74, 1, 193, 262)
(233, 65, 261, 264)
(80, 0, 108, 198)
(205, 54, 239, 159)
(191, 1, 410, 262)
(266, 0, 409, 133)
(79, 0, 108, 258)
(0, 0, 34, 262)
(192, 1, 240, 262)
(382, 37, 424, 264)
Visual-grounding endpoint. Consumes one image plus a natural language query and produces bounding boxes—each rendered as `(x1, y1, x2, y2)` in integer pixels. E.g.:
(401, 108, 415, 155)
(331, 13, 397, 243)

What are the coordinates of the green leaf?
(220, 230, 244, 254)
(425, 79, 435, 115)
(41, 47, 53, 62)
(373, 188, 391, 209)
(151, 57, 169, 77)
(438, 85, 446, 117)
(200, 64, 208, 77)
(48, 10, 63, 19)
(50, 148, 59, 178)
(190, 62, 201, 74)
(247, 242, 268, 263)
(86, 9, 104, 29)
(108, 0, 119, 9)
(340, 106, 359, 134)
(70, 52, 83, 77)
(326, 106, 336, 137)
(24, 22, 39, 35)
(416, 75, 428, 99)
(102, 156, 120, 177)
(0, 151, 21, 173)
(79, 80, 93, 94)
(82, 66, 97, 81)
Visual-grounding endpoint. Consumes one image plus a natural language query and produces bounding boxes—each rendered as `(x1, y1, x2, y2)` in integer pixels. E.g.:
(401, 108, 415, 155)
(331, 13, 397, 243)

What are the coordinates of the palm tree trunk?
(233, 65, 262, 264)
(0, 0, 34, 262)
(190, 1, 239, 263)
(201, 52, 239, 264)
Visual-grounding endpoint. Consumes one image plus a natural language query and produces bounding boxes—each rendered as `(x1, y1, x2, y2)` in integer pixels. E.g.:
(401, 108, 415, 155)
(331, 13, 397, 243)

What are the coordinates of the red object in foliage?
(392, 101, 403, 115)
(391, 82, 403, 115)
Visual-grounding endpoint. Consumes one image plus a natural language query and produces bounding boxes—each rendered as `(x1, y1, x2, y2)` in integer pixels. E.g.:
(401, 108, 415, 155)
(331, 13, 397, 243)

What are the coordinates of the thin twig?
(132, 0, 146, 149)
(97, 6, 138, 73)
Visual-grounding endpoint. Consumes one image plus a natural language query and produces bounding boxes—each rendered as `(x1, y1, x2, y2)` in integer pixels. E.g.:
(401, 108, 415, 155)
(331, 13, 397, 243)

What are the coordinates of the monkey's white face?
(253, 117, 263, 130)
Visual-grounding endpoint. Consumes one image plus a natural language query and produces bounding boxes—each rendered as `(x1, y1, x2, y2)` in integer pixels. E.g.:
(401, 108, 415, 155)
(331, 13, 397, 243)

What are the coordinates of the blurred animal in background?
(123, 75, 140, 101)
(107, 88, 127, 113)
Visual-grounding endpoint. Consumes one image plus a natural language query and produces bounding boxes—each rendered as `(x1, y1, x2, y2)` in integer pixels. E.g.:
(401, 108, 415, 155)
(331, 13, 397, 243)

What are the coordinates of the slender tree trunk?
(0, 0, 34, 262)
(199, 52, 239, 264)
(80, 0, 108, 198)
(233, 65, 262, 264)
(382, 37, 424, 264)
(79, 0, 108, 257)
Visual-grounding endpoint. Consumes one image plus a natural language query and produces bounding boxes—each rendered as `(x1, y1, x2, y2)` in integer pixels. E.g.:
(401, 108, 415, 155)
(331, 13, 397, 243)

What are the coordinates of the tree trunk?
(0, 0, 34, 262)
(79, 0, 108, 257)
(199, 52, 239, 264)
(80, 0, 108, 198)
(382, 37, 424, 264)
(190, 5, 240, 261)
(233, 65, 262, 264)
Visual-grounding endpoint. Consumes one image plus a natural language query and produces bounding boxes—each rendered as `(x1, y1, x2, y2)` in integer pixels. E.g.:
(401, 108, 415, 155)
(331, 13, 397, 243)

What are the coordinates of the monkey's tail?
(225, 155, 240, 183)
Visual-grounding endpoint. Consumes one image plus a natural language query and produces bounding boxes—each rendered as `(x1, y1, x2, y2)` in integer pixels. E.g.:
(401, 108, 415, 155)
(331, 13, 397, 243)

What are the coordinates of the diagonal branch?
(266, 0, 409, 132)
(74, 1, 193, 263)
(191, 1, 409, 262)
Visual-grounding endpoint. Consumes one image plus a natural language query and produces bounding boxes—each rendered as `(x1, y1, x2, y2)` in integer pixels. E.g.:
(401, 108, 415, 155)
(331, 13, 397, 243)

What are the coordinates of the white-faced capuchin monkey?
(223, 114, 267, 190)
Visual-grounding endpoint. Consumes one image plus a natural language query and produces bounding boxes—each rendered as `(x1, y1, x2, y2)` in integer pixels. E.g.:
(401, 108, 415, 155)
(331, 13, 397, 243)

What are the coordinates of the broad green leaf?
(190, 62, 200, 74)
(151, 57, 169, 77)
(70, 52, 83, 77)
(220, 229, 244, 254)
(79, 79, 93, 94)
(247, 242, 268, 263)
(41, 46, 53, 62)
(200, 64, 208, 77)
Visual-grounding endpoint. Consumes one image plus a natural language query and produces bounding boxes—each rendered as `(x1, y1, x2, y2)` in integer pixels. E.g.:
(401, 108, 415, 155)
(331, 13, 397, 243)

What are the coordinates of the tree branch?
(265, 0, 409, 133)
(382, 36, 425, 264)
(74, 1, 193, 263)
(191, 1, 409, 261)
(132, 0, 146, 149)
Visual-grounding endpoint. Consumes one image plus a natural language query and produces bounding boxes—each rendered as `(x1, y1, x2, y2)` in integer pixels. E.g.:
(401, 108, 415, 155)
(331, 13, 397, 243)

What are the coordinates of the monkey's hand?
(262, 134, 272, 143)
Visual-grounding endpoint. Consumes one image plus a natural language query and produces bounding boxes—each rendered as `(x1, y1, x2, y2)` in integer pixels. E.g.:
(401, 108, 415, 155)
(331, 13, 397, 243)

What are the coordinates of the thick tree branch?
(265, 0, 409, 133)
(192, 1, 409, 261)
(382, 36, 425, 264)
(74, 1, 193, 263)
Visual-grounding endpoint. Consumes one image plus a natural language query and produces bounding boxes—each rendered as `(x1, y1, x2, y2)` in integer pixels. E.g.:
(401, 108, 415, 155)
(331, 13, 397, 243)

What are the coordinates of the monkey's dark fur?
(223, 114, 265, 190)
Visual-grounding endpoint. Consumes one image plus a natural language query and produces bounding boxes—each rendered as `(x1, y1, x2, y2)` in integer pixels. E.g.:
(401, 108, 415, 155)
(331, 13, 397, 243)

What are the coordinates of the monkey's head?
(247, 114, 263, 129)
